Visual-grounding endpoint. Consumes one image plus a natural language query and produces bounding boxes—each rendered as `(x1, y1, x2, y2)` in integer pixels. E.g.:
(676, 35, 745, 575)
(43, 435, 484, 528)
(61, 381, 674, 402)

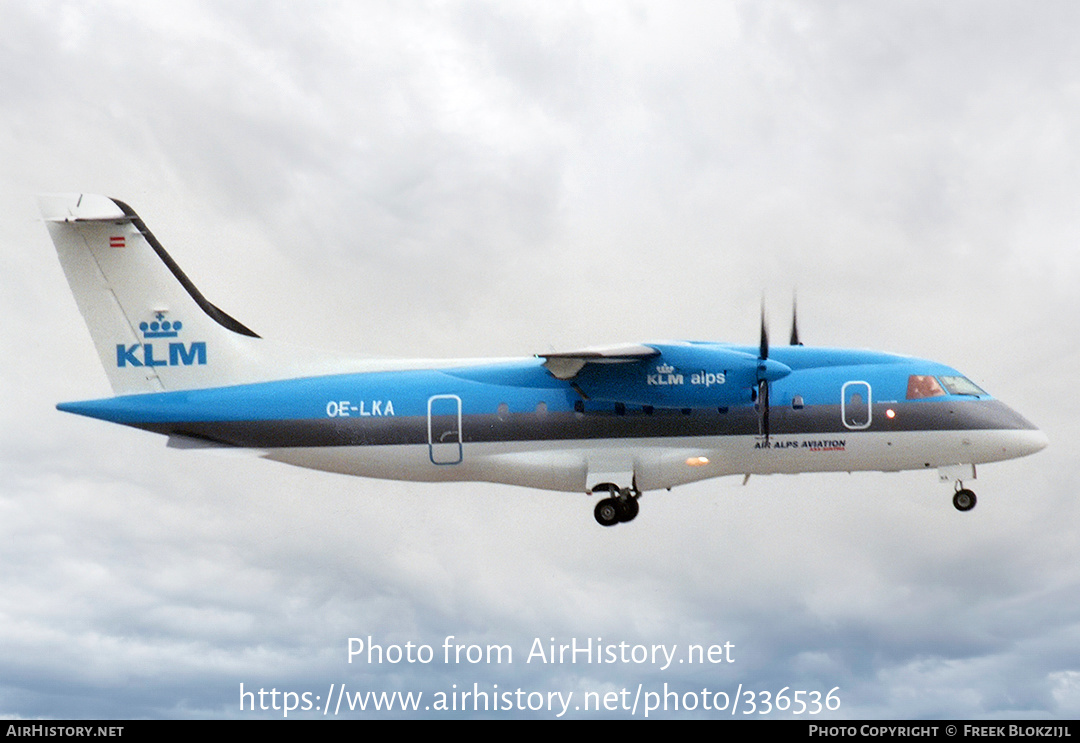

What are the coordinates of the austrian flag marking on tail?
(109, 235, 125, 248)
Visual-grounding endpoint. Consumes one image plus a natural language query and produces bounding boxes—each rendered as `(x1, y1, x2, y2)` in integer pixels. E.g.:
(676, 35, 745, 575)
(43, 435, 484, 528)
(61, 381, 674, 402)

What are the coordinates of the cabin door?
(427, 394, 463, 465)
(841, 381, 872, 430)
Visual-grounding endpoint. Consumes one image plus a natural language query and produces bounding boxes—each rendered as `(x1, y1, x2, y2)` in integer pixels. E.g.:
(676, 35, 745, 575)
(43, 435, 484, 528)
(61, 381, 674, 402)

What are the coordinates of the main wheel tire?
(616, 497, 639, 522)
(594, 498, 620, 526)
(953, 489, 977, 512)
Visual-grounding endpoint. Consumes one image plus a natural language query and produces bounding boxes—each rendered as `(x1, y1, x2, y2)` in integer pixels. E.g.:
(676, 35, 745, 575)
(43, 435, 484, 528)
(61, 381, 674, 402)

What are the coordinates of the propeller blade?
(790, 294, 802, 346)
(758, 299, 771, 442)
(758, 378, 770, 441)
(759, 300, 769, 361)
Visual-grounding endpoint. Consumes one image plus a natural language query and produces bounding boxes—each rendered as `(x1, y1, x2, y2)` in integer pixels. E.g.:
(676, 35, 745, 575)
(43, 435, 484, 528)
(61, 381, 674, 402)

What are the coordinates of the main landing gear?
(952, 483, 977, 512)
(593, 485, 640, 527)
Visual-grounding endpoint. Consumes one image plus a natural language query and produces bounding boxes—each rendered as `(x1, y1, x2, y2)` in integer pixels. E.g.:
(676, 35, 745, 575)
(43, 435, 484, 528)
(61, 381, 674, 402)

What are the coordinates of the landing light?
(886, 409, 896, 419)
(686, 456, 710, 467)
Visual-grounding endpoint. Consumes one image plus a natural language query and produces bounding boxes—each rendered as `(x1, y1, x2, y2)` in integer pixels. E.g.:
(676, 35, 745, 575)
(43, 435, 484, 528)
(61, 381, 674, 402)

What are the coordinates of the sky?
(2, 0, 1080, 719)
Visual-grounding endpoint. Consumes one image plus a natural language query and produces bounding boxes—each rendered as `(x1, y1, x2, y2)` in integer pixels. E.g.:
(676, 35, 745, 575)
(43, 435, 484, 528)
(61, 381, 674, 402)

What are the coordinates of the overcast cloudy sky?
(2, 0, 1080, 719)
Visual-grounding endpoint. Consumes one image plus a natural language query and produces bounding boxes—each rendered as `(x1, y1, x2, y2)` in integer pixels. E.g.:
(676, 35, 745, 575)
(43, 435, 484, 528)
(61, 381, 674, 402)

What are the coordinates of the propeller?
(756, 294, 801, 442)
(757, 299, 771, 441)
(790, 292, 803, 346)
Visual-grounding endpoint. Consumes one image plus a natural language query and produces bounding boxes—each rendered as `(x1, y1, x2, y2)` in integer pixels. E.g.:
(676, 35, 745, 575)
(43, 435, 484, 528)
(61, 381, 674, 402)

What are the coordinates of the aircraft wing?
(538, 344, 659, 380)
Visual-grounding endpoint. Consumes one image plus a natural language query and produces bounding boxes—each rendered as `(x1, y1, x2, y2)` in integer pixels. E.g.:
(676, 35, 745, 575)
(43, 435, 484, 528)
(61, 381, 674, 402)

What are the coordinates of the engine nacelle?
(572, 343, 790, 408)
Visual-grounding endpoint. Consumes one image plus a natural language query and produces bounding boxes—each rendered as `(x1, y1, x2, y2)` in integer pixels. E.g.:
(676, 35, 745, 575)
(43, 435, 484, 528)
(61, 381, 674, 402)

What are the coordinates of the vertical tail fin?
(40, 194, 266, 394)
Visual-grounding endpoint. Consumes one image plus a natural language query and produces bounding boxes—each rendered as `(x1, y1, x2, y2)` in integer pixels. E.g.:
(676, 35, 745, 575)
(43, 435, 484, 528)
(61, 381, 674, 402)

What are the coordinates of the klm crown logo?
(647, 361, 684, 386)
(140, 314, 182, 338)
(116, 312, 206, 368)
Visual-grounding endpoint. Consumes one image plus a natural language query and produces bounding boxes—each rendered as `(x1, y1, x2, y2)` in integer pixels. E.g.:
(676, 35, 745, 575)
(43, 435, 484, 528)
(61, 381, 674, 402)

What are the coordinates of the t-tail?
(40, 194, 349, 394)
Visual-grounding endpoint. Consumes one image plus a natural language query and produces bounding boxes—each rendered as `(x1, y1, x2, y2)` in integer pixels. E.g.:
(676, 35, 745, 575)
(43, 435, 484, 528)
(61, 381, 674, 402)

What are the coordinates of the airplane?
(39, 194, 1048, 527)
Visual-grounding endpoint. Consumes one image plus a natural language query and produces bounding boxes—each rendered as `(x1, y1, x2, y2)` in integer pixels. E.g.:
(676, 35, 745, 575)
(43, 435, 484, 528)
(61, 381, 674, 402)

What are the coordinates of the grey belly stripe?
(134, 399, 1035, 449)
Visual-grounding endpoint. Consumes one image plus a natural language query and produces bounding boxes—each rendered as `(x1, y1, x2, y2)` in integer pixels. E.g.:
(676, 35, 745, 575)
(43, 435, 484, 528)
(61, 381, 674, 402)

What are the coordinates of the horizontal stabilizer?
(39, 193, 131, 223)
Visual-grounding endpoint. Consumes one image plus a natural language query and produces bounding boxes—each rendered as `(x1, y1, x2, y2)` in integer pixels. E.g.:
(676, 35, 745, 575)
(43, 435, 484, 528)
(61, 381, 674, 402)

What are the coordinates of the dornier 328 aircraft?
(40, 194, 1048, 526)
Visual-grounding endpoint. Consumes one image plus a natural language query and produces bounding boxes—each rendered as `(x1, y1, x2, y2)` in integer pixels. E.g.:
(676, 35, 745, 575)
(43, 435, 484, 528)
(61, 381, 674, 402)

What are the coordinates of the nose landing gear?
(939, 465, 978, 513)
(952, 482, 977, 512)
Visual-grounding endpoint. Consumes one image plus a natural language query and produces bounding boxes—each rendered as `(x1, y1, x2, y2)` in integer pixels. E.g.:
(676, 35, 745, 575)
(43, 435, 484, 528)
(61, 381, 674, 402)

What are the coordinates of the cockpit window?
(938, 375, 986, 397)
(906, 375, 945, 399)
(907, 374, 987, 399)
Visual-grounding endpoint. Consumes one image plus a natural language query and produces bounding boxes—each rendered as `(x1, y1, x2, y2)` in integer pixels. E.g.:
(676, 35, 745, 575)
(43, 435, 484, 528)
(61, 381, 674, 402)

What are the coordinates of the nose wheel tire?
(952, 488, 977, 512)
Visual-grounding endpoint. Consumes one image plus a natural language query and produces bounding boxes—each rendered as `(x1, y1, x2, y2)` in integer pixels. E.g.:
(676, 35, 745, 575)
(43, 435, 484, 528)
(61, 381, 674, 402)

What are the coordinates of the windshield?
(907, 374, 986, 399)
(937, 375, 987, 396)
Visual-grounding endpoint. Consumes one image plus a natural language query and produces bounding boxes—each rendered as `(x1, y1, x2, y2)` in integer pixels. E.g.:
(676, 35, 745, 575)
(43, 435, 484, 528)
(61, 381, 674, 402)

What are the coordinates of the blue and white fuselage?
(40, 195, 1046, 526)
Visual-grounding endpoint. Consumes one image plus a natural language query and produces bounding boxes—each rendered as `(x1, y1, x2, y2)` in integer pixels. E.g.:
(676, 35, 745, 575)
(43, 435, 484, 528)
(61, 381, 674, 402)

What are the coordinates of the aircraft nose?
(1015, 427, 1049, 458)
(993, 414, 1048, 460)
(972, 400, 1048, 461)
